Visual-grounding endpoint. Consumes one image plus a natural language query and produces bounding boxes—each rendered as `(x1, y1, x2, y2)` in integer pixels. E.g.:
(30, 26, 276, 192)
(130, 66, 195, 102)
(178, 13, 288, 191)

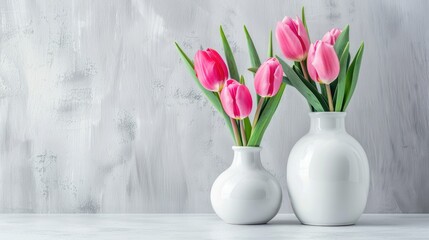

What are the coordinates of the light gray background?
(0, 0, 428, 213)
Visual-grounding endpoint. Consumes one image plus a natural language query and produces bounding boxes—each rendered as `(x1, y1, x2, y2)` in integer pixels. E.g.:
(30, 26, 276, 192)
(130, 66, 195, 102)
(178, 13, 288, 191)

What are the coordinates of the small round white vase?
(287, 112, 369, 226)
(211, 146, 282, 225)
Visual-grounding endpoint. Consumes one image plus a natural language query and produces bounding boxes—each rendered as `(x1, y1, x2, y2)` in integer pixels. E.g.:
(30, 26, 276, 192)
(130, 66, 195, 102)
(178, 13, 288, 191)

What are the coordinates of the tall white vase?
(211, 146, 282, 225)
(287, 112, 369, 226)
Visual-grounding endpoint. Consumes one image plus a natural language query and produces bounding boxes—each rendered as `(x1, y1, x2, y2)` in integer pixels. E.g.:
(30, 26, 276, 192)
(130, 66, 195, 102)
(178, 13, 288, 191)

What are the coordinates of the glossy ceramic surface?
(211, 147, 282, 225)
(287, 112, 370, 226)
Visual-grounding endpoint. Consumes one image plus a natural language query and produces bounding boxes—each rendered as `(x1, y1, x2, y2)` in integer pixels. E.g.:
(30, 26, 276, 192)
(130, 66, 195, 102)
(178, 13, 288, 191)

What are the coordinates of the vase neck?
(309, 112, 346, 133)
(231, 147, 262, 169)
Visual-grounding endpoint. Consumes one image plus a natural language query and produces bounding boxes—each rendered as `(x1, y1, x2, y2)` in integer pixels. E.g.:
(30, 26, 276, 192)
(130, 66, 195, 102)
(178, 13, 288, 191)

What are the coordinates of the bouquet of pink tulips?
(272, 7, 364, 112)
(175, 27, 285, 146)
(175, 7, 364, 146)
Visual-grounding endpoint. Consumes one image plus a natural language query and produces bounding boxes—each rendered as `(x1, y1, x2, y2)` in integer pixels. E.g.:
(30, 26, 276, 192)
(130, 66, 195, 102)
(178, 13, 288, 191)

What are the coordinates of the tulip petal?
(312, 41, 340, 84)
(307, 43, 319, 82)
(201, 62, 218, 90)
(221, 79, 252, 119)
(322, 28, 342, 45)
(207, 48, 228, 80)
(220, 82, 237, 118)
(235, 85, 252, 119)
(254, 63, 272, 97)
(283, 17, 298, 35)
(296, 17, 310, 52)
(194, 48, 228, 92)
(194, 51, 214, 91)
(271, 63, 283, 96)
(276, 22, 305, 61)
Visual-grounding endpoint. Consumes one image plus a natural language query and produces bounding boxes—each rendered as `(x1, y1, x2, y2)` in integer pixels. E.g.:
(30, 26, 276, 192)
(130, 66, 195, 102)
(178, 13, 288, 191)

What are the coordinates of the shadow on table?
(268, 218, 399, 227)
(267, 219, 302, 226)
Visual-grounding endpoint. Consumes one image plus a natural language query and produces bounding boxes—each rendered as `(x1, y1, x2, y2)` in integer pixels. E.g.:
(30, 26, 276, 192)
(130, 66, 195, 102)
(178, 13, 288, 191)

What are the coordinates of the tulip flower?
(194, 48, 228, 92)
(322, 28, 342, 45)
(307, 41, 340, 84)
(220, 79, 253, 146)
(252, 58, 283, 128)
(220, 79, 252, 120)
(307, 40, 340, 111)
(275, 16, 310, 61)
(254, 58, 284, 97)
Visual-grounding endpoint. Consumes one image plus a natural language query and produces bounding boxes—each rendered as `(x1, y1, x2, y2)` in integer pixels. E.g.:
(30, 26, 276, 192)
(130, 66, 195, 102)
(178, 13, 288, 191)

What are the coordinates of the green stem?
(300, 61, 310, 80)
(252, 97, 265, 128)
(231, 118, 242, 146)
(240, 120, 247, 146)
(325, 84, 334, 112)
(300, 61, 315, 112)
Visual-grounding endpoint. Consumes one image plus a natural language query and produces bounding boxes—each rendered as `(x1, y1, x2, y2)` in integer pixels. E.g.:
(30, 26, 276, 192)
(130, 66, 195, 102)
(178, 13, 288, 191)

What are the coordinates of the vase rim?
(309, 112, 346, 118)
(232, 146, 262, 151)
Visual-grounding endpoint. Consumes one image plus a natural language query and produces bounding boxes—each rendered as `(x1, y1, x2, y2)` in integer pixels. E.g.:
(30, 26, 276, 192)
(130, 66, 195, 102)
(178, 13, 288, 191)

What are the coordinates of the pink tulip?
(194, 48, 228, 92)
(322, 28, 342, 45)
(220, 79, 252, 120)
(254, 58, 284, 97)
(307, 40, 340, 84)
(276, 16, 310, 61)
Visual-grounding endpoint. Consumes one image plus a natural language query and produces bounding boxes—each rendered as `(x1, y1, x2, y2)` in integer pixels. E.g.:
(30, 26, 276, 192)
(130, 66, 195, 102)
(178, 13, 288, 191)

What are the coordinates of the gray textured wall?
(0, 0, 428, 213)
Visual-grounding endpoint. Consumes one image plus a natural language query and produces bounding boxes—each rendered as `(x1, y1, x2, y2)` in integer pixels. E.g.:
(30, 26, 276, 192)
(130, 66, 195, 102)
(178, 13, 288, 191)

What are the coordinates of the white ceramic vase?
(287, 112, 369, 226)
(211, 146, 282, 225)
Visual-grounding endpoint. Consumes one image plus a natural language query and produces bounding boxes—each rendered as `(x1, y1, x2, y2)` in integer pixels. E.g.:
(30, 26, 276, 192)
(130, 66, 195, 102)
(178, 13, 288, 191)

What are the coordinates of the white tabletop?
(0, 214, 428, 239)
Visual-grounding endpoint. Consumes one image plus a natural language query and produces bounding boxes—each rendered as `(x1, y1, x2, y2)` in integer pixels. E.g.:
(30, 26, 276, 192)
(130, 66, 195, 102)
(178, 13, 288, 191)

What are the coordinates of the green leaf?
(282, 76, 293, 86)
(334, 25, 349, 58)
(278, 56, 329, 111)
(332, 82, 338, 105)
(239, 75, 245, 84)
(301, 6, 319, 106)
(243, 117, 252, 141)
(294, 61, 317, 111)
(301, 6, 310, 42)
(248, 83, 286, 146)
(343, 42, 364, 111)
(220, 26, 240, 81)
(243, 25, 262, 103)
(293, 61, 302, 73)
(175, 42, 234, 138)
(330, 79, 338, 97)
(248, 67, 258, 73)
(347, 53, 351, 67)
(330, 25, 349, 105)
(268, 30, 273, 58)
(334, 42, 350, 111)
(244, 25, 262, 69)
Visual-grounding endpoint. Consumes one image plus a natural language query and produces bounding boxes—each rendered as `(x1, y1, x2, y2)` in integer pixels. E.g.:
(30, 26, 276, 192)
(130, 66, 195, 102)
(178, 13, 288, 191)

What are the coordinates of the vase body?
(287, 112, 369, 226)
(211, 146, 282, 225)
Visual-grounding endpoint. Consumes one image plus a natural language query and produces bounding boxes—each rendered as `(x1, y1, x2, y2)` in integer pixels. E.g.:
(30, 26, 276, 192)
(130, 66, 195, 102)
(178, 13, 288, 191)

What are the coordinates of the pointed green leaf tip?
(342, 42, 364, 111)
(268, 30, 273, 58)
(243, 25, 261, 68)
(301, 6, 310, 41)
(243, 25, 262, 103)
(220, 25, 240, 81)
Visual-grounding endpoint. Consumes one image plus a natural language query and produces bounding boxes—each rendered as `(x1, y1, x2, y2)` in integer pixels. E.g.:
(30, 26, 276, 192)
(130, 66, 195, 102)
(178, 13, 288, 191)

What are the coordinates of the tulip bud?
(220, 79, 252, 120)
(194, 48, 228, 92)
(322, 28, 342, 45)
(275, 16, 310, 61)
(254, 58, 283, 97)
(307, 40, 340, 84)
